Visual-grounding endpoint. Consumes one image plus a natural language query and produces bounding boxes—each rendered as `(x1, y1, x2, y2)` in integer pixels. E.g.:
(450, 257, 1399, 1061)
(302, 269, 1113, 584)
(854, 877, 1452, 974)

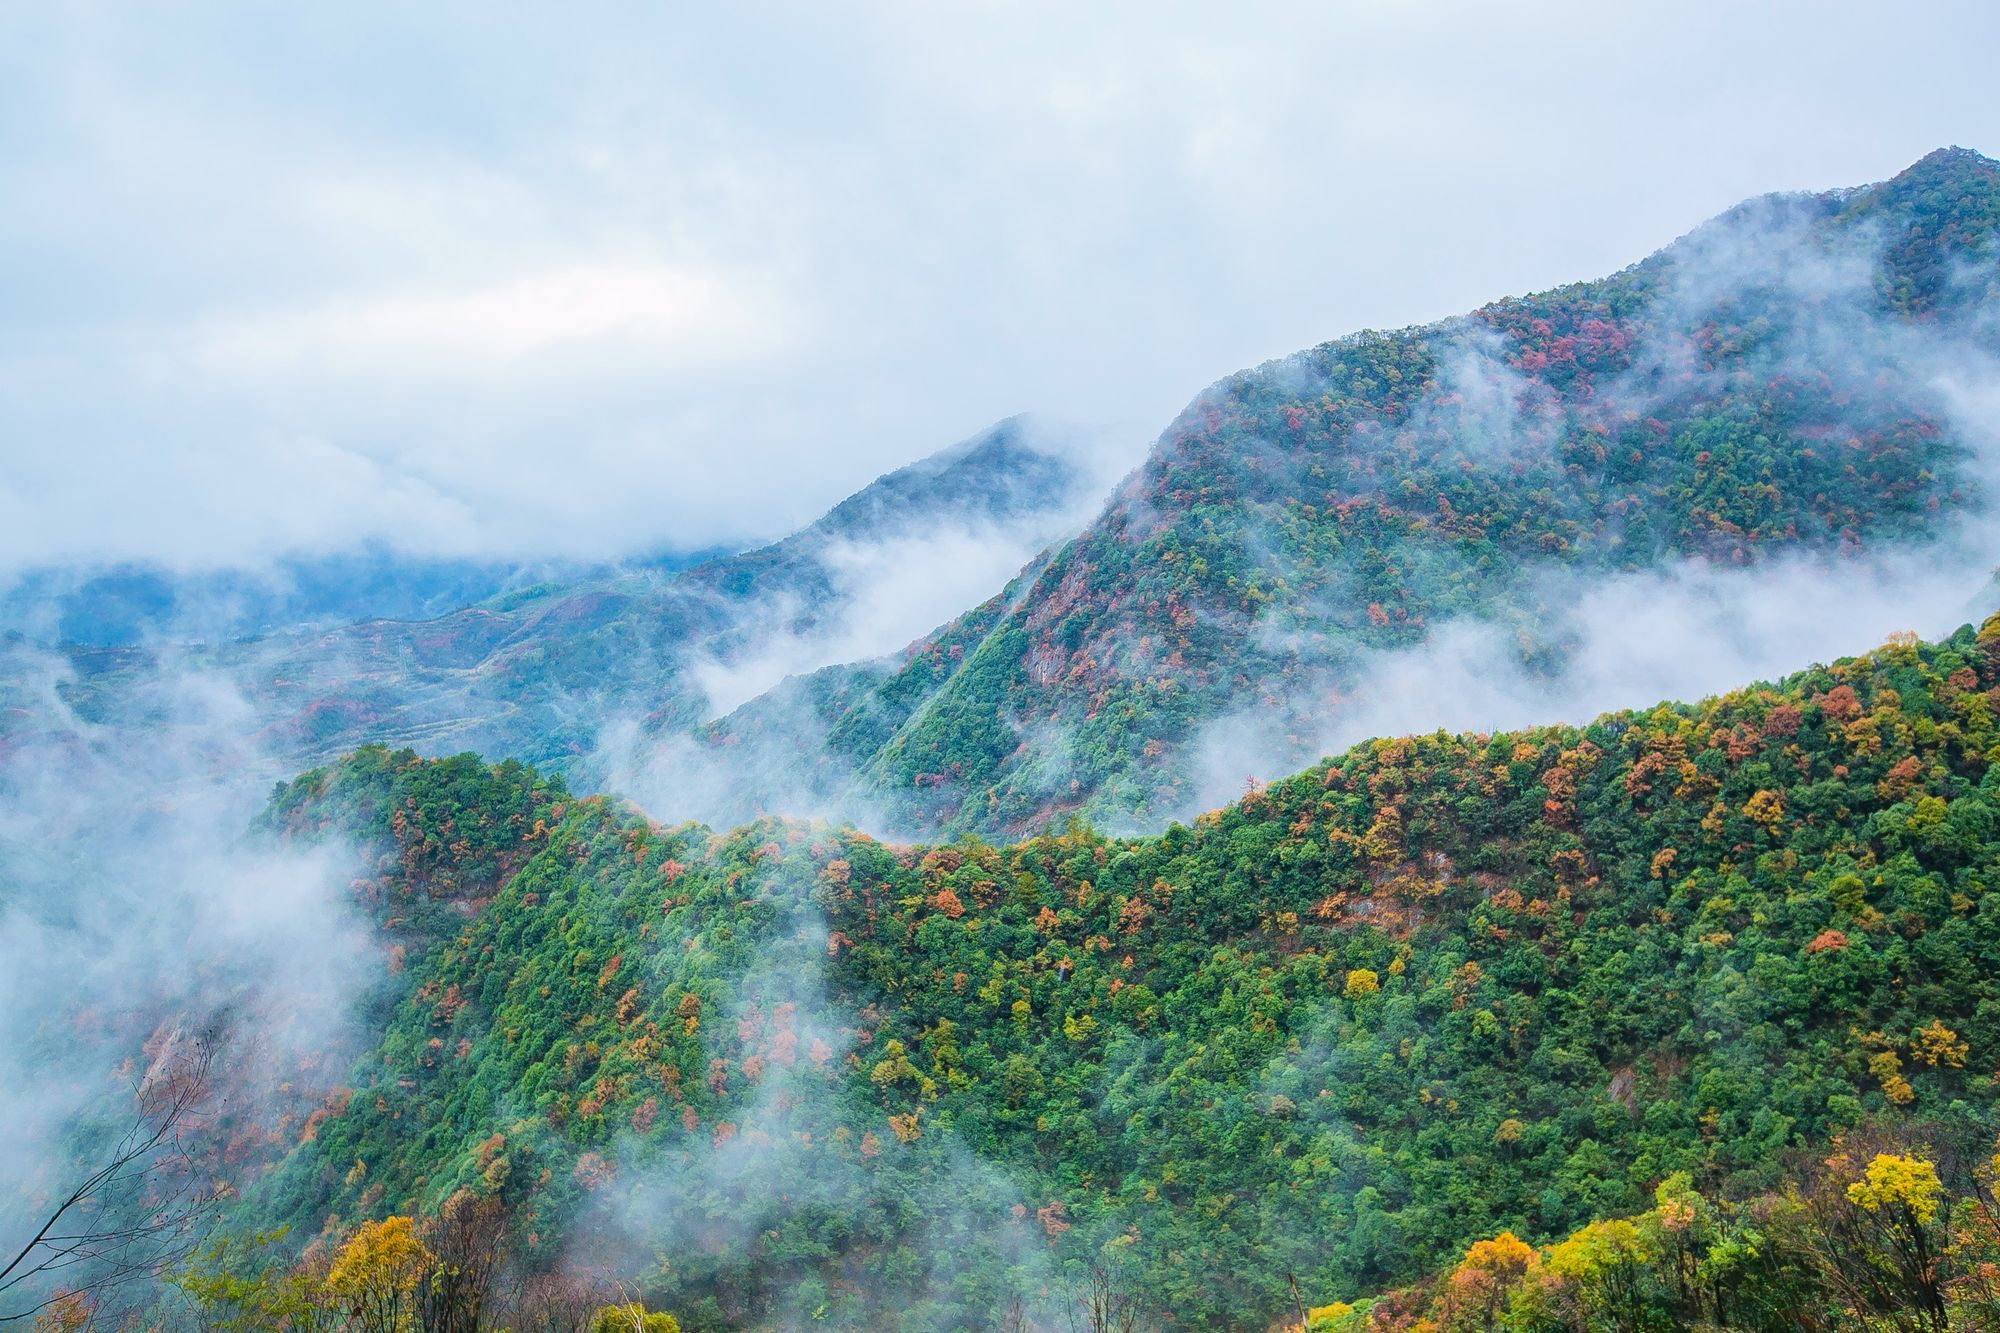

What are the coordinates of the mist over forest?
(8, 8, 2000, 1332)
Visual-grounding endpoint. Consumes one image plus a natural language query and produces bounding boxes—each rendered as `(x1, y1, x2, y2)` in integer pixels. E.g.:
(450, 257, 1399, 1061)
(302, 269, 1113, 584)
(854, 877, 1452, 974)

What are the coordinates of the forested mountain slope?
(2, 416, 1108, 784)
(0, 544, 735, 650)
(680, 147, 2000, 840)
(241, 610, 2000, 1329)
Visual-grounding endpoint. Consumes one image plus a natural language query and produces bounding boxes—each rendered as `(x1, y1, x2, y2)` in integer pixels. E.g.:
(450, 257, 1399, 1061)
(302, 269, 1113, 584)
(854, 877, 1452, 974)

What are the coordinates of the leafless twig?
(0, 1033, 221, 1324)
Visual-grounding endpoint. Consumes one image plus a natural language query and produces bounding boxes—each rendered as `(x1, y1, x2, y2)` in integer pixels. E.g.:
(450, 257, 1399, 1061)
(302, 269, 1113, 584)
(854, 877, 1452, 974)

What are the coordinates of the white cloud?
(0, 2, 1997, 571)
(690, 526, 1056, 715)
(194, 262, 789, 377)
(0, 639, 380, 1238)
(1181, 549, 2000, 822)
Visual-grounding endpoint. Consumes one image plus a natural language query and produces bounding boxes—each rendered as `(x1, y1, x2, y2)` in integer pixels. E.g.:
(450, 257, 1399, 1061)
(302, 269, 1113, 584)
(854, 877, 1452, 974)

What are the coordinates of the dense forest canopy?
(207, 606, 2000, 1329)
(10, 149, 2000, 1333)
(692, 147, 2000, 840)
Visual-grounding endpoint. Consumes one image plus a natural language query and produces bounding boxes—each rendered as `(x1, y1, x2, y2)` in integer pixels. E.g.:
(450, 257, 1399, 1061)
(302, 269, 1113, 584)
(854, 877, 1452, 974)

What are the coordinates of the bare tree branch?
(0, 1033, 222, 1324)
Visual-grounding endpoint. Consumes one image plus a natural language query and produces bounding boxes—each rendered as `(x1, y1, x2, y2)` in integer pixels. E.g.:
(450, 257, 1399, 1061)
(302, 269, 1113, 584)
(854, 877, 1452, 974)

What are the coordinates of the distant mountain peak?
(1900, 143, 1997, 175)
(696, 148, 2000, 839)
(1868, 143, 2000, 204)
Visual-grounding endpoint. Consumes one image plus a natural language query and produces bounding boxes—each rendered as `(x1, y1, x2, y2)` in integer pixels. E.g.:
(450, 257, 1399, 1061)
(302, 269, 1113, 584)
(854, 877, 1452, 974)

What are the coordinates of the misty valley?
(11, 145, 2000, 1333)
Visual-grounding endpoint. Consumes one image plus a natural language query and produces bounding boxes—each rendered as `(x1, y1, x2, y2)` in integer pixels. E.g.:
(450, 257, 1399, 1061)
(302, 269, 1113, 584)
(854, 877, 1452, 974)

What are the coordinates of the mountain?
(0, 545, 730, 649)
(13, 148, 2000, 1333)
(652, 147, 2000, 840)
(233, 612, 2000, 1329)
(1, 415, 1121, 785)
(18, 152, 1998, 850)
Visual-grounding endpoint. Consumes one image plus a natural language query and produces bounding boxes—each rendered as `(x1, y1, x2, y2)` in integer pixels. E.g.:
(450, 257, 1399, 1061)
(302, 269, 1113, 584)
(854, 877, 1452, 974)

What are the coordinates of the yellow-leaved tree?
(590, 1301, 681, 1333)
(1807, 1149, 1950, 1329)
(326, 1216, 433, 1333)
(1438, 1230, 1538, 1330)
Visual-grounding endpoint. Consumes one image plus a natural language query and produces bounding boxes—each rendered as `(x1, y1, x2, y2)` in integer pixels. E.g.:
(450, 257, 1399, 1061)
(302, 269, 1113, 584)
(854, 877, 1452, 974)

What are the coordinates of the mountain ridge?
(656, 146, 2000, 841)
(1, 415, 1122, 786)
(235, 606, 2000, 1329)
(15, 147, 2000, 1333)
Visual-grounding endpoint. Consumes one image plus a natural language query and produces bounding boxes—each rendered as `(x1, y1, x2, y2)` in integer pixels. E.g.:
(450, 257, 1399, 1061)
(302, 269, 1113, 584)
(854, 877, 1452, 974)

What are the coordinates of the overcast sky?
(1, 1, 1996, 574)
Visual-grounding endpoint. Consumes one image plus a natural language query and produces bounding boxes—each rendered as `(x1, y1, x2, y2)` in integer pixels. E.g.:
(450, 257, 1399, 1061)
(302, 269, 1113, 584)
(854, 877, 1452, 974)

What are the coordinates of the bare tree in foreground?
(0, 1034, 220, 1324)
(503, 1269, 617, 1333)
(416, 1191, 509, 1333)
(1064, 1258, 1143, 1333)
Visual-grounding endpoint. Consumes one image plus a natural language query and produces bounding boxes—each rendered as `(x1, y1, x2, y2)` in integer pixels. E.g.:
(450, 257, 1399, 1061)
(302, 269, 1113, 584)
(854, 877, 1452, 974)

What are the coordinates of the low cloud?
(1185, 547, 2000, 818)
(690, 525, 1072, 716)
(0, 639, 380, 1286)
(559, 852, 1066, 1328)
(593, 418, 1138, 833)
